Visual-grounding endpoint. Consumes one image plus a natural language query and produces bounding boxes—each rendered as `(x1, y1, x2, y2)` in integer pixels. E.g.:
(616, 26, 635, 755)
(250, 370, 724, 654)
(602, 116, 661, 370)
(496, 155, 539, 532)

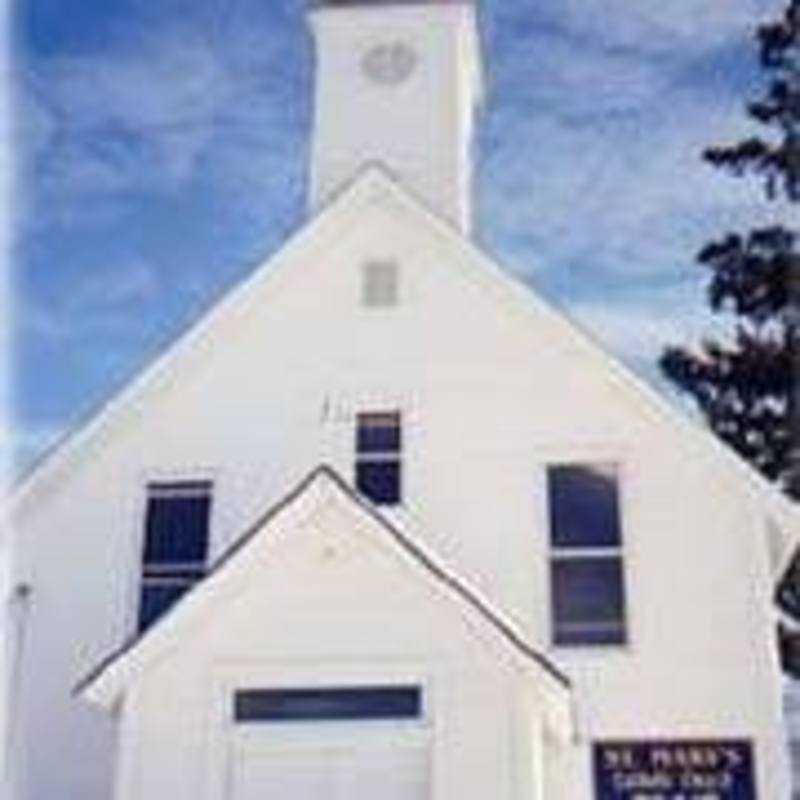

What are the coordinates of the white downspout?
(3, 581, 33, 800)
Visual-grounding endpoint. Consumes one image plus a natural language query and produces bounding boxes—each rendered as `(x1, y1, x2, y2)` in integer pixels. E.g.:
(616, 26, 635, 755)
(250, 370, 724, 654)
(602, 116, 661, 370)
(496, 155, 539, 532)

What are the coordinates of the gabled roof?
(7, 162, 800, 580)
(76, 464, 571, 709)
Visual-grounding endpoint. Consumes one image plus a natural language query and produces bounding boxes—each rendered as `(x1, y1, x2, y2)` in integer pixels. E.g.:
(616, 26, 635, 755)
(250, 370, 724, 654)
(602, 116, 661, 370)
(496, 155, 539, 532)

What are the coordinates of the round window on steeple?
(361, 42, 418, 85)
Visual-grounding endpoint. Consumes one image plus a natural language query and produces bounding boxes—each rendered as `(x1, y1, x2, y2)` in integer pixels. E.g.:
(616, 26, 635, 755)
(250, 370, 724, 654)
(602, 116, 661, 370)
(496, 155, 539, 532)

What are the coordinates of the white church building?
(4, 1, 800, 798)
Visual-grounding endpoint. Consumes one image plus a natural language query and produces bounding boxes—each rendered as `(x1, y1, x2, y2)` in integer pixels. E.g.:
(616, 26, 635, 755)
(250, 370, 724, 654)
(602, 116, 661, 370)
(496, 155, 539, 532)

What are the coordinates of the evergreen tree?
(659, 1, 800, 673)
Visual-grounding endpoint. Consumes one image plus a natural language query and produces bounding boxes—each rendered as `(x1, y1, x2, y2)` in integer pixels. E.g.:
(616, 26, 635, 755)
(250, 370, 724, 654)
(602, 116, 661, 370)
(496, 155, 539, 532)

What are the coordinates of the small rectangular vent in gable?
(362, 260, 399, 308)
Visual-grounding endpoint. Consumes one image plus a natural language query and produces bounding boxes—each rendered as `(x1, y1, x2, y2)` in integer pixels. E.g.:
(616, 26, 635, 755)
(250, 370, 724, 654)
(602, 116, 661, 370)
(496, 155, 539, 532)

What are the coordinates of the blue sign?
(594, 740, 756, 799)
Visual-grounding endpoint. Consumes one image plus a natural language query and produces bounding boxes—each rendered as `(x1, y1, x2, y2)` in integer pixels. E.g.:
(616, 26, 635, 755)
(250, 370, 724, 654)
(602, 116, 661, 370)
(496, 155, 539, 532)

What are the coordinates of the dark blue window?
(356, 412, 401, 506)
(357, 414, 401, 453)
(356, 461, 401, 505)
(138, 580, 192, 632)
(548, 465, 620, 548)
(551, 557, 626, 645)
(143, 483, 211, 564)
(234, 686, 422, 723)
(138, 481, 212, 633)
(548, 464, 626, 646)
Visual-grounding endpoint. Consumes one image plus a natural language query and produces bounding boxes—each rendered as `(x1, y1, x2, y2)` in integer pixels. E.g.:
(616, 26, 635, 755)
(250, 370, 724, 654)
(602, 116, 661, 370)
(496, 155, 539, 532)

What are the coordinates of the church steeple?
(307, 0, 483, 234)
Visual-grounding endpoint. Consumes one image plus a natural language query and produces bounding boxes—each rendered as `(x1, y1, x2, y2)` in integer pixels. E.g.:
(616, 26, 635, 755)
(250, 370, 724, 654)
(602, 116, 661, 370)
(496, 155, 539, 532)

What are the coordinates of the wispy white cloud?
(533, 0, 782, 52)
(569, 295, 737, 368)
(15, 300, 70, 342)
(26, 37, 231, 193)
(20, 14, 302, 203)
(480, 26, 780, 289)
(18, 12, 310, 250)
(491, 29, 672, 116)
(18, 259, 163, 343)
(68, 258, 161, 310)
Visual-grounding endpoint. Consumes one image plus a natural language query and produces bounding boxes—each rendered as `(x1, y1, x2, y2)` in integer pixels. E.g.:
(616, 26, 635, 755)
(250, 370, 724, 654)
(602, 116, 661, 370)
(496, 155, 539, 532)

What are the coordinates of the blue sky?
(12, 0, 788, 473)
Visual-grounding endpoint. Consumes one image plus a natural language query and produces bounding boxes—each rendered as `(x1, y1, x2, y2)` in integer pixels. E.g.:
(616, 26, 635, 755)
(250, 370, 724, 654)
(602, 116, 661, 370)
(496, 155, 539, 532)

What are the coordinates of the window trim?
(545, 460, 629, 649)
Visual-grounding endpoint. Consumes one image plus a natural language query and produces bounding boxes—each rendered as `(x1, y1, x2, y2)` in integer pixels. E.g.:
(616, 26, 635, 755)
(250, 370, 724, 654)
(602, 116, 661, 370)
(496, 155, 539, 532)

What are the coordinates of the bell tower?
(308, 0, 483, 235)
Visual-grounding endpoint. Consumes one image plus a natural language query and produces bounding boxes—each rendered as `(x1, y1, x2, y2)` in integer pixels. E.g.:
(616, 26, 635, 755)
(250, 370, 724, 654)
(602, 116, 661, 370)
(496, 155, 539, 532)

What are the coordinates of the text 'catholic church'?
(5, 1, 800, 799)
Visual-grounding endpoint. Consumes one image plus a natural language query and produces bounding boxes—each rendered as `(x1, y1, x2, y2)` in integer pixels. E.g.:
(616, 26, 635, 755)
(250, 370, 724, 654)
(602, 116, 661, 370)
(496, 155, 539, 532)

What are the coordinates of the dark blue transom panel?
(234, 686, 422, 723)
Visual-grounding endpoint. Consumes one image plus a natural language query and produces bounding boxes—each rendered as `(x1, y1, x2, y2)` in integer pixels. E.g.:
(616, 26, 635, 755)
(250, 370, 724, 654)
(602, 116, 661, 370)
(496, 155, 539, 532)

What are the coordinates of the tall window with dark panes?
(138, 481, 212, 632)
(548, 463, 626, 646)
(355, 411, 402, 505)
